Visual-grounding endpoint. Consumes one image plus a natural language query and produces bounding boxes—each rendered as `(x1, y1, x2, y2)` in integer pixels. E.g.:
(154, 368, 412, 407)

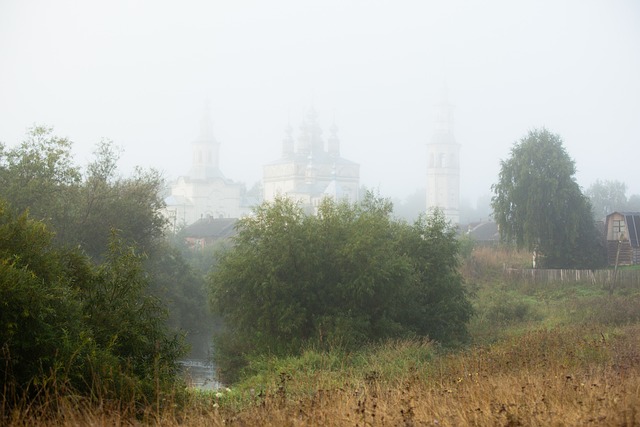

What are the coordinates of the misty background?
(1, 0, 639, 214)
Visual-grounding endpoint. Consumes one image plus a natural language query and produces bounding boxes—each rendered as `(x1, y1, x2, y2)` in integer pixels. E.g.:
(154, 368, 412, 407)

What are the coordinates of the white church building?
(263, 108, 360, 212)
(164, 107, 254, 229)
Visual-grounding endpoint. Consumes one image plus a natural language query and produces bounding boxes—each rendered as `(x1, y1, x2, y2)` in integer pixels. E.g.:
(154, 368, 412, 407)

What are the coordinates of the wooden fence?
(503, 268, 640, 286)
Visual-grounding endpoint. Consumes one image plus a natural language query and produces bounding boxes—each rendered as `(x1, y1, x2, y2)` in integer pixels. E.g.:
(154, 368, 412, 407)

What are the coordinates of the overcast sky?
(1, 1, 639, 206)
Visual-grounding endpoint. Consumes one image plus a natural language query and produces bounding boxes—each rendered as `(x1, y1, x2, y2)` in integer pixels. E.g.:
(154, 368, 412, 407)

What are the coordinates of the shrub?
(209, 195, 473, 382)
(0, 201, 186, 407)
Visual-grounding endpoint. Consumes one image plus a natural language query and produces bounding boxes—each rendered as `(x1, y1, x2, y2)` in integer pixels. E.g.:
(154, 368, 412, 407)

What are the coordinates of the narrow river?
(179, 359, 222, 390)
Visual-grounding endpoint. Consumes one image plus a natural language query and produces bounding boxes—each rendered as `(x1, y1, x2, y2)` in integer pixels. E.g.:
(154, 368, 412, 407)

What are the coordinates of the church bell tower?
(426, 85, 460, 224)
(189, 102, 222, 180)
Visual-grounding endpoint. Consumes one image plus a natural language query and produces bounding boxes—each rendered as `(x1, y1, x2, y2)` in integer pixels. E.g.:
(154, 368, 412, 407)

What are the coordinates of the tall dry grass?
(213, 325, 640, 426)
(5, 324, 640, 426)
(460, 245, 532, 283)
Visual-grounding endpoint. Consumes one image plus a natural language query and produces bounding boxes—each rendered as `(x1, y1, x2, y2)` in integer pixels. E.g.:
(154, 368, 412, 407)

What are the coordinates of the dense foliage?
(209, 194, 473, 382)
(0, 126, 206, 406)
(491, 128, 605, 268)
(0, 127, 167, 259)
(0, 202, 185, 404)
(0, 126, 210, 346)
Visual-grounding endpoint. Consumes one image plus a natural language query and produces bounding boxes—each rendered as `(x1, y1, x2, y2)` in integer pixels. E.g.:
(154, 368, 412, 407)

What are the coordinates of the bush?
(485, 296, 541, 325)
(0, 201, 186, 407)
(209, 194, 474, 382)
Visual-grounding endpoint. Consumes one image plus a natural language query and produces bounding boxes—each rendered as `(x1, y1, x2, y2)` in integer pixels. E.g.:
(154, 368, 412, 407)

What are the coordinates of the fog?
(1, 1, 639, 206)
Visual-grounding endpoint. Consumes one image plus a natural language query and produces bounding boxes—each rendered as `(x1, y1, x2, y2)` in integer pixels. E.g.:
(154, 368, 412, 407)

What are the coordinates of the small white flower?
(215, 392, 223, 399)
(225, 387, 232, 393)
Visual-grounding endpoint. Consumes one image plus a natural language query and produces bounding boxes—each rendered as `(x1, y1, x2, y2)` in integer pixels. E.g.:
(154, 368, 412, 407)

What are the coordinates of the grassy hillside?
(6, 246, 640, 425)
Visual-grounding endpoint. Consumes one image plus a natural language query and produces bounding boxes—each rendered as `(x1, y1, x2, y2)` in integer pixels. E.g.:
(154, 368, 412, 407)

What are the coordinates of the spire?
(306, 106, 324, 154)
(190, 100, 223, 180)
(434, 82, 455, 136)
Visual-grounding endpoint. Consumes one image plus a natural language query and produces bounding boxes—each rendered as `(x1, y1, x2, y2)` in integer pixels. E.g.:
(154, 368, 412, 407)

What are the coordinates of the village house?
(604, 212, 640, 266)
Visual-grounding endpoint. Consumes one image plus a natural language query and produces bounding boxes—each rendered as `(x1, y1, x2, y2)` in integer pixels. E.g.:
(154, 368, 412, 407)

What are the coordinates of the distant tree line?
(585, 179, 640, 220)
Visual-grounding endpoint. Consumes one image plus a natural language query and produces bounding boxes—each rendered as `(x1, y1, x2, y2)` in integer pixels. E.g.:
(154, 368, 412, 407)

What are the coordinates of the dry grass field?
(5, 247, 640, 426)
(6, 326, 639, 426)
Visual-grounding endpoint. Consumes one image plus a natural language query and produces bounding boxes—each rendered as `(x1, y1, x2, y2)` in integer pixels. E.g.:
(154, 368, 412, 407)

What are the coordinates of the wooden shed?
(604, 212, 640, 266)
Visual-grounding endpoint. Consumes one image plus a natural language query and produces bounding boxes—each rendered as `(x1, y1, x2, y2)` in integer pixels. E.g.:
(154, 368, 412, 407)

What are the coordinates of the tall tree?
(491, 128, 604, 268)
(0, 128, 167, 259)
(0, 126, 81, 240)
(585, 179, 628, 219)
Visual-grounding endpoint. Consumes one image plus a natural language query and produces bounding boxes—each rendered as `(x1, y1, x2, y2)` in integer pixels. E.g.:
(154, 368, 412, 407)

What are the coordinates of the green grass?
(617, 264, 640, 271)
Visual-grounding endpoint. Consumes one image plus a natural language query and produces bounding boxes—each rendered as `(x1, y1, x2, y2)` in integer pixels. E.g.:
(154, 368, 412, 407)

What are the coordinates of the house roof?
(182, 217, 238, 239)
(623, 213, 640, 248)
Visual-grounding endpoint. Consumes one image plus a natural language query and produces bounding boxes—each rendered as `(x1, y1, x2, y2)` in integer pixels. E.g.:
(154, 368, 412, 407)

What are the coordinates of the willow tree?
(491, 128, 604, 268)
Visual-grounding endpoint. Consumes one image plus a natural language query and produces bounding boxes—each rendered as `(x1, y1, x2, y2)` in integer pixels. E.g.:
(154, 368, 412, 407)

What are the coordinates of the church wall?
(264, 160, 359, 206)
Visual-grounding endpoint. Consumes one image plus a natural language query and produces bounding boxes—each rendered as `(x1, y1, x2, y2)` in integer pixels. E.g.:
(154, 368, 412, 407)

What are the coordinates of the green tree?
(208, 194, 473, 382)
(0, 201, 86, 392)
(0, 126, 81, 241)
(0, 201, 186, 404)
(82, 232, 185, 395)
(585, 179, 628, 219)
(395, 213, 473, 343)
(0, 126, 195, 402)
(0, 128, 167, 260)
(491, 128, 605, 268)
(72, 140, 168, 259)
